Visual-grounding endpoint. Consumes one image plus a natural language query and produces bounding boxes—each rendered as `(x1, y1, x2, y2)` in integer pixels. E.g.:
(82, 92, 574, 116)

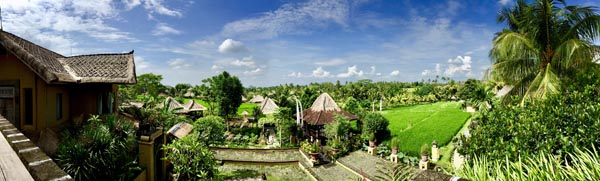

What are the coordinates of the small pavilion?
(301, 93, 357, 140)
(259, 97, 279, 115)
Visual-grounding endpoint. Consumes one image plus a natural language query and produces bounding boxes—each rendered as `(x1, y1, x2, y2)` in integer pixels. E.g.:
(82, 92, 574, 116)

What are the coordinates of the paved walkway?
(0, 117, 34, 181)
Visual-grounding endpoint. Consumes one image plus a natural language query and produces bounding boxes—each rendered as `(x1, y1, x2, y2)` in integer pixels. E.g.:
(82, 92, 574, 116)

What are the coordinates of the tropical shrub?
(56, 115, 140, 180)
(301, 141, 319, 153)
(323, 114, 352, 139)
(376, 160, 415, 181)
(361, 113, 390, 143)
(193, 116, 226, 146)
(162, 133, 218, 180)
(457, 146, 600, 181)
(459, 83, 600, 161)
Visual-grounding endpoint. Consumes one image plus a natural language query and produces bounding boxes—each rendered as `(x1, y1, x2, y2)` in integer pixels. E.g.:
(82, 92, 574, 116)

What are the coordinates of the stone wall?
(0, 118, 71, 181)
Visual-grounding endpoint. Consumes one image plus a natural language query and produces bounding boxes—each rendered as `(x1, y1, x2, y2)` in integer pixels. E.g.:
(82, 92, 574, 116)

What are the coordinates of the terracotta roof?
(259, 97, 279, 114)
(0, 31, 136, 84)
(182, 100, 207, 112)
(302, 93, 357, 125)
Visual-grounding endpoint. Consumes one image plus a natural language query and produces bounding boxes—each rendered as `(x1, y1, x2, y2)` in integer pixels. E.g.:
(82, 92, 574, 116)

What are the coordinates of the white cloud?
(244, 68, 263, 75)
(390, 70, 400, 76)
(221, 0, 350, 39)
(421, 63, 442, 76)
(123, 0, 183, 17)
(337, 65, 364, 78)
(499, 0, 511, 6)
(312, 67, 331, 78)
(314, 58, 346, 66)
(218, 39, 247, 53)
(168, 58, 191, 69)
(134, 56, 151, 71)
(152, 23, 181, 36)
(444, 56, 472, 76)
(421, 56, 472, 77)
(211, 64, 222, 70)
(288, 72, 304, 78)
(230, 56, 256, 68)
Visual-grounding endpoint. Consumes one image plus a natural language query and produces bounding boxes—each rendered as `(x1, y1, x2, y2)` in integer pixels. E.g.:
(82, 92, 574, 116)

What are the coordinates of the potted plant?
(391, 137, 399, 155)
(301, 141, 320, 161)
(420, 144, 429, 161)
(368, 133, 376, 147)
(328, 137, 342, 155)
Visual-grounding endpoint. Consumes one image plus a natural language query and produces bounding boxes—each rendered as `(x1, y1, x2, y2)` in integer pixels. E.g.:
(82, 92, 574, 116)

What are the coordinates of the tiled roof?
(0, 31, 136, 84)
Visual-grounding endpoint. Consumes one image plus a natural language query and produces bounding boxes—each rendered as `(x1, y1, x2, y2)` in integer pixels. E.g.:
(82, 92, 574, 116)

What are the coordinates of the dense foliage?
(459, 83, 600, 161)
(361, 113, 390, 143)
(490, 0, 600, 104)
(193, 116, 226, 146)
(162, 133, 218, 180)
(457, 146, 600, 180)
(203, 71, 244, 117)
(323, 114, 352, 139)
(56, 115, 139, 180)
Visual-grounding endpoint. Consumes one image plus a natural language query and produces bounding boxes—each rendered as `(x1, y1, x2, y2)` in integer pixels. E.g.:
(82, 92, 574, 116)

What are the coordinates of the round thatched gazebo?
(302, 93, 357, 139)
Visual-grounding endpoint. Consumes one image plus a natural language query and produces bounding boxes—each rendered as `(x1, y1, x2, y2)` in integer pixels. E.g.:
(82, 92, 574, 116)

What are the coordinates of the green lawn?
(381, 102, 471, 156)
(183, 98, 258, 116)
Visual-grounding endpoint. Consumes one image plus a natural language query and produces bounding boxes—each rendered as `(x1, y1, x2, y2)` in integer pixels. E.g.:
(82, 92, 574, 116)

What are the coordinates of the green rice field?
(381, 102, 471, 156)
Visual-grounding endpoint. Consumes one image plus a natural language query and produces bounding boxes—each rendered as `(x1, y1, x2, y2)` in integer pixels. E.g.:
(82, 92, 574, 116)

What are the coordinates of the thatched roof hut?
(182, 100, 207, 112)
(259, 97, 279, 114)
(302, 93, 357, 125)
(159, 97, 187, 113)
(242, 96, 248, 102)
(248, 95, 265, 103)
(183, 89, 195, 98)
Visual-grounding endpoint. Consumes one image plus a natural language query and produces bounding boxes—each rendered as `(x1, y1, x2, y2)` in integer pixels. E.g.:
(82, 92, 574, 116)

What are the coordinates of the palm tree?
(490, 0, 600, 104)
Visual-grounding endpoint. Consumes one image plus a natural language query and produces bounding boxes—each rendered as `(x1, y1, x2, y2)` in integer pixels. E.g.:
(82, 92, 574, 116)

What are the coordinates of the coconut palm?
(490, 0, 600, 104)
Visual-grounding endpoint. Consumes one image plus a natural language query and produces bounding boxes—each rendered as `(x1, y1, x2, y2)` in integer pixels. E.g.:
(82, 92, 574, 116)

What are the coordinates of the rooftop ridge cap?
(65, 50, 134, 58)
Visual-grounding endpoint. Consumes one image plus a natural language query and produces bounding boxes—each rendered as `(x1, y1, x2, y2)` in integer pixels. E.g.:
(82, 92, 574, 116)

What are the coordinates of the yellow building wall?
(43, 85, 70, 130)
(0, 53, 36, 130)
(0, 52, 120, 133)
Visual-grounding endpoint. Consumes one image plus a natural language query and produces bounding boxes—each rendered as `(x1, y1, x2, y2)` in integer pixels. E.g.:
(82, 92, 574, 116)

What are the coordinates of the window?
(24, 88, 33, 125)
(97, 94, 103, 114)
(56, 93, 62, 120)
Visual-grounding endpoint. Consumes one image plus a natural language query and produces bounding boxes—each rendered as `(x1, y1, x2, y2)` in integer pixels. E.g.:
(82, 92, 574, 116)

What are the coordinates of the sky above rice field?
(2, 0, 599, 86)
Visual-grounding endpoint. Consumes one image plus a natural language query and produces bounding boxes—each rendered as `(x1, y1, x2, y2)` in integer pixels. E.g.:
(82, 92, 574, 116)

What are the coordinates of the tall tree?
(490, 0, 600, 104)
(131, 73, 165, 97)
(203, 71, 244, 119)
(174, 83, 192, 97)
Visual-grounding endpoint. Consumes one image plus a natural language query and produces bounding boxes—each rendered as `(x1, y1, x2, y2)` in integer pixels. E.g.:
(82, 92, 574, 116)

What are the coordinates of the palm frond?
(522, 65, 560, 105)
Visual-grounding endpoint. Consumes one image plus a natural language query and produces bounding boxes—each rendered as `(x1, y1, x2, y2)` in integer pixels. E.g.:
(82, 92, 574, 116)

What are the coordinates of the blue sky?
(3, 0, 599, 86)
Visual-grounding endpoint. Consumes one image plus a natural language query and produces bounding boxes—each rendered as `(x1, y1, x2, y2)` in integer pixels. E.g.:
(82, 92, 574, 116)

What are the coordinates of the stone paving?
(219, 163, 311, 181)
(310, 163, 357, 181)
(337, 151, 387, 180)
(212, 148, 302, 162)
